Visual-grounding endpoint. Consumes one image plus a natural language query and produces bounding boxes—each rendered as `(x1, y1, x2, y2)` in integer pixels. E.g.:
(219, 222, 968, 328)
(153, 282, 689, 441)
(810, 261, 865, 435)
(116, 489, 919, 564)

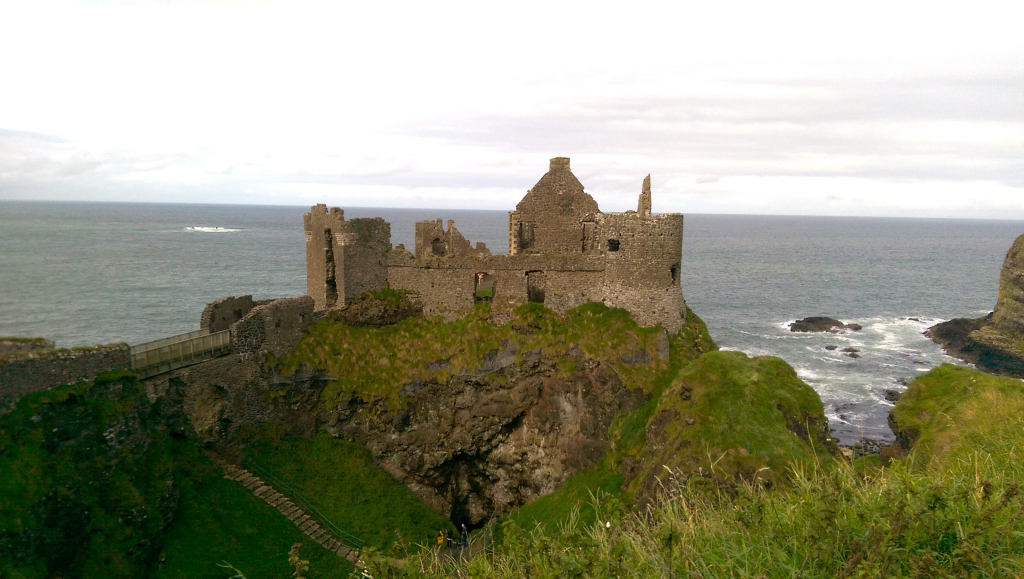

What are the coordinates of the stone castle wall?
(201, 295, 257, 333)
(231, 296, 316, 357)
(338, 217, 391, 307)
(509, 157, 601, 256)
(305, 157, 688, 333)
(0, 343, 131, 412)
(0, 337, 54, 354)
(305, 205, 390, 310)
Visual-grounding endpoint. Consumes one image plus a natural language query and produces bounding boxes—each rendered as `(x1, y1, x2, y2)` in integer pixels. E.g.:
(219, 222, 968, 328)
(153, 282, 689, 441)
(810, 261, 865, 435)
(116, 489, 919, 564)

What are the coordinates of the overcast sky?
(1, 0, 1021, 217)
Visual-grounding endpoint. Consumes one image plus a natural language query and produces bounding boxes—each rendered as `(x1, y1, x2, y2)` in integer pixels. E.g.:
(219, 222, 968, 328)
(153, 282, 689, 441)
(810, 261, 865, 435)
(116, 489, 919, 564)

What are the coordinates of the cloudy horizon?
(1, 0, 1021, 218)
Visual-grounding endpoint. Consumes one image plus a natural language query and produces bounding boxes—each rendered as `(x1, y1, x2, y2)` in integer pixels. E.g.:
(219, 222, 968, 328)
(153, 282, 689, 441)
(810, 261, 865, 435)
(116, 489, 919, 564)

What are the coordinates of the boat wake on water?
(184, 226, 240, 232)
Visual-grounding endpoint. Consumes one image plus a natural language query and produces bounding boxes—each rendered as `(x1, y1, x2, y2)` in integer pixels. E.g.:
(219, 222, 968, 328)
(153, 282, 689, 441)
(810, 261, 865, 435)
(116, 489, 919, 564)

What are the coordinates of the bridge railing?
(130, 329, 231, 379)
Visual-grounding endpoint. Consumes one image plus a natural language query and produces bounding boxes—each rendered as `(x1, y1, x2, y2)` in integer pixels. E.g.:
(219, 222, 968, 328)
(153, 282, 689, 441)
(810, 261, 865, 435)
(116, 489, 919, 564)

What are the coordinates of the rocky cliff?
(0, 371, 183, 578)
(927, 233, 1024, 377)
(152, 301, 716, 526)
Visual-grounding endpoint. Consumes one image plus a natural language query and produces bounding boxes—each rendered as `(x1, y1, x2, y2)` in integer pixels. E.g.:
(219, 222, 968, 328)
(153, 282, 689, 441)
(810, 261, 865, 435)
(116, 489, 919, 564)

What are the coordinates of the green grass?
(611, 306, 717, 458)
(889, 363, 1024, 467)
(274, 302, 674, 412)
(0, 372, 174, 579)
(625, 350, 838, 496)
(153, 442, 353, 579)
(243, 430, 453, 552)
(506, 466, 624, 535)
(399, 363, 1024, 578)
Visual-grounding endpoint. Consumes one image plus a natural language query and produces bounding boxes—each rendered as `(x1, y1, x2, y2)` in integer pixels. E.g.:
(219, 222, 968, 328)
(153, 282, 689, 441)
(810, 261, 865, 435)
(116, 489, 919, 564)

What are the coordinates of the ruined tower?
(304, 205, 391, 310)
(508, 157, 601, 256)
(638, 175, 652, 217)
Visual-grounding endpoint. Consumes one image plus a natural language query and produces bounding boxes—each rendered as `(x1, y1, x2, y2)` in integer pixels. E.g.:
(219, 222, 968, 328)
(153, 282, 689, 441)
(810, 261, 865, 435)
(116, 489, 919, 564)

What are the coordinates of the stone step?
(210, 457, 368, 566)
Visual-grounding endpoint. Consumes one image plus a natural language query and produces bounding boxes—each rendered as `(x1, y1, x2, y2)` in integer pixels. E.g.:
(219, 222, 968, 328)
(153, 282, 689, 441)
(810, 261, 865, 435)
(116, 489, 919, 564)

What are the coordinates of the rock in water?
(926, 233, 1024, 378)
(789, 317, 862, 333)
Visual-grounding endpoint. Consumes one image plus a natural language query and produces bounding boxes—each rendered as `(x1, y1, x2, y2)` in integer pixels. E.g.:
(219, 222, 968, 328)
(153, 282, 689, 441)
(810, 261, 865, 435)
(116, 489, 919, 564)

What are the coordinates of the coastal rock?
(789, 317, 862, 333)
(926, 234, 1024, 378)
(825, 345, 838, 351)
(154, 305, 718, 526)
(842, 347, 859, 353)
(157, 346, 640, 526)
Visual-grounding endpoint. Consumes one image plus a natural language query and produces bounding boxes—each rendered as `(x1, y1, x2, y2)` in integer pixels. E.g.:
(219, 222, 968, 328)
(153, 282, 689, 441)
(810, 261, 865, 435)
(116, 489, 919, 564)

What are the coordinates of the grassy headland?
(402, 362, 1024, 578)
(273, 302, 714, 412)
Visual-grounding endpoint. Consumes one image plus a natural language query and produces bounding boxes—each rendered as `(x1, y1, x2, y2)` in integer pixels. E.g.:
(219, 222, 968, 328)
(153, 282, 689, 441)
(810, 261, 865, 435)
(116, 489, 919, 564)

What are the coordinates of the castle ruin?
(304, 157, 687, 332)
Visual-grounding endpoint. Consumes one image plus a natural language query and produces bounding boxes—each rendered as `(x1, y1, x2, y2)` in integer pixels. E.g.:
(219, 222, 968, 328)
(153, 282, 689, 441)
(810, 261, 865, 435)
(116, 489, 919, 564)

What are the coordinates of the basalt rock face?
(155, 340, 647, 527)
(927, 234, 1024, 378)
(329, 350, 645, 525)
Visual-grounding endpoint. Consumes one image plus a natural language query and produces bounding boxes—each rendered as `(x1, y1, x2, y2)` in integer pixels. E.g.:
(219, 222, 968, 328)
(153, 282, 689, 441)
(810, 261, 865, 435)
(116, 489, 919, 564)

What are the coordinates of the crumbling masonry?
(304, 157, 687, 332)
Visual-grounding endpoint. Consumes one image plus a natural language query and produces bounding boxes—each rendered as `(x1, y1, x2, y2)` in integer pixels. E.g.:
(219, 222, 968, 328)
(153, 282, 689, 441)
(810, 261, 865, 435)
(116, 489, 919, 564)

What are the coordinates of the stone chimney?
(638, 174, 652, 216)
(549, 157, 570, 172)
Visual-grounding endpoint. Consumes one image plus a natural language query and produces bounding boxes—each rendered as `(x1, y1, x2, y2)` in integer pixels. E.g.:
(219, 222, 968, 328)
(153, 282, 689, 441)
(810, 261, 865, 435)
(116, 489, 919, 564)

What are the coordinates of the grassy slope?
(154, 442, 353, 579)
(405, 364, 1024, 578)
(243, 430, 453, 552)
(274, 302, 672, 411)
(506, 466, 625, 535)
(890, 363, 1024, 466)
(0, 371, 174, 579)
(627, 350, 838, 494)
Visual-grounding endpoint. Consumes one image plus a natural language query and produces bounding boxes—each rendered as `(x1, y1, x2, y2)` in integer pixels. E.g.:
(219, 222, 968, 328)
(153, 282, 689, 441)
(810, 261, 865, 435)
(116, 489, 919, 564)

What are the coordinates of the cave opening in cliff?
(324, 228, 338, 308)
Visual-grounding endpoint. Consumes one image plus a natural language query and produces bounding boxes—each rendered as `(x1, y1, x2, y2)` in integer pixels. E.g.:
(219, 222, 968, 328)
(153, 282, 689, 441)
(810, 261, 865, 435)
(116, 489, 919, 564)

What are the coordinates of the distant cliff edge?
(927, 233, 1024, 377)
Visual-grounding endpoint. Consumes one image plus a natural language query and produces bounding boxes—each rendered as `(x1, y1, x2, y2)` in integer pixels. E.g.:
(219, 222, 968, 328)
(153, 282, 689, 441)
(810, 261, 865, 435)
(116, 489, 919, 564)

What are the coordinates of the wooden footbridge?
(129, 328, 232, 379)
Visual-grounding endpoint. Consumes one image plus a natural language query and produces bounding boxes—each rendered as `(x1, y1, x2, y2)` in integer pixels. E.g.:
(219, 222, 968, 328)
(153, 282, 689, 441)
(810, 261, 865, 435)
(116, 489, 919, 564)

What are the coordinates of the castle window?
(671, 262, 680, 285)
(527, 271, 545, 303)
(324, 228, 338, 308)
(582, 221, 596, 252)
(431, 237, 447, 257)
(607, 239, 620, 252)
(518, 222, 535, 250)
(474, 272, 495, 302)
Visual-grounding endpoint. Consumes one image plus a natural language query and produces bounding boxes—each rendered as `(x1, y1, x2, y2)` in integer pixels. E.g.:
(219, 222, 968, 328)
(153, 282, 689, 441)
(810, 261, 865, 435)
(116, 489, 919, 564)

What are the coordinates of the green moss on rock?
(274, 302, 696, 412)
(626, 350, 839, 498)
(0, 372, 174, 579)
(889, 363, 1024, 467)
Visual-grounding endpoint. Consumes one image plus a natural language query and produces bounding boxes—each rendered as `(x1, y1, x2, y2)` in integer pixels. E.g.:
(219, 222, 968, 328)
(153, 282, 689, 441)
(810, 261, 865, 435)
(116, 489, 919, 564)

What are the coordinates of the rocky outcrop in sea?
(926, 233, 1024, 377)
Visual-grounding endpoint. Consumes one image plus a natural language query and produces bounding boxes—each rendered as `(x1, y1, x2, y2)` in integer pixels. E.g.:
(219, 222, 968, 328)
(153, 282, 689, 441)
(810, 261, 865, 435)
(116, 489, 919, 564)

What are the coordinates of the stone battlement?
(305, 157, 687, 332)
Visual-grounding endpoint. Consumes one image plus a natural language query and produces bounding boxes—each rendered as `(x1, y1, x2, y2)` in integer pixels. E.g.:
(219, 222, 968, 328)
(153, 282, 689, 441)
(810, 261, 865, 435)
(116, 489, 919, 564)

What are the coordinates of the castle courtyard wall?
(201, 294, 257, 333)
(0, 344, 131, 413)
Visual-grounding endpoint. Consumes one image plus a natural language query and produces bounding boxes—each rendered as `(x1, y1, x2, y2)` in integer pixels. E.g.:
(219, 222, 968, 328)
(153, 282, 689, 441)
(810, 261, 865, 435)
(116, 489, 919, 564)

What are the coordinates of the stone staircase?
(214, 459, 362, 564)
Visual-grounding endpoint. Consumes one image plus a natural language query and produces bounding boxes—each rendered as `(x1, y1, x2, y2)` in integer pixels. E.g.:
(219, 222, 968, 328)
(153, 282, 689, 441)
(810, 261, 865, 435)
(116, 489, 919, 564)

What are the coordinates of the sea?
(2, 200, 1022, 444)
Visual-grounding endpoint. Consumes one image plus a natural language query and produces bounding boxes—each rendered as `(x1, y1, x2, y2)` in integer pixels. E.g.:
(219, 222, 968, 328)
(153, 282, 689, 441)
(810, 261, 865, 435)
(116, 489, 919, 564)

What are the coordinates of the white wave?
(794, 366, 821, 381)
(184, 226, 239, 232)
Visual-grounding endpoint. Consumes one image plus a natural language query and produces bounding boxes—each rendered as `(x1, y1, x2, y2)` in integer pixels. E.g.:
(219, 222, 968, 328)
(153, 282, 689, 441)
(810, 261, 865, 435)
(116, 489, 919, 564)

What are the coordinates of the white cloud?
(0, 0, 1021, 217)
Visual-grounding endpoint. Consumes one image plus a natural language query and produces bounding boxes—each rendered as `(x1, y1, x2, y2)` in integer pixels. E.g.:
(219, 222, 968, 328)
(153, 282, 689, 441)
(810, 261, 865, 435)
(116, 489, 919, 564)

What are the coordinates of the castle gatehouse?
(304, 157, 687, 332)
